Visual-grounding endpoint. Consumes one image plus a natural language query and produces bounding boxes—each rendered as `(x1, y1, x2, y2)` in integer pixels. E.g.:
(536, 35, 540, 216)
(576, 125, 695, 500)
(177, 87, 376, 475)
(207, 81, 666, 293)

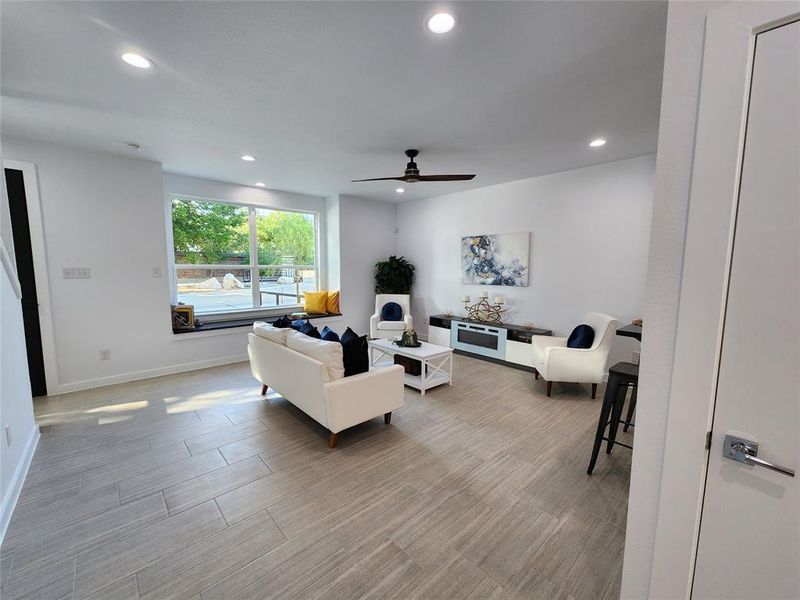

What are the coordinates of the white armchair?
(369, 294, 413, 339)
(531, 312, 618, 398)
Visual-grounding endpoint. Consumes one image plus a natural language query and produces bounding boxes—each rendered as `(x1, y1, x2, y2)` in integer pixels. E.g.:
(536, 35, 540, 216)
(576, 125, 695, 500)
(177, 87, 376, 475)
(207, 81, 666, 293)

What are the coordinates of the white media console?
(427, 314, 552, 370)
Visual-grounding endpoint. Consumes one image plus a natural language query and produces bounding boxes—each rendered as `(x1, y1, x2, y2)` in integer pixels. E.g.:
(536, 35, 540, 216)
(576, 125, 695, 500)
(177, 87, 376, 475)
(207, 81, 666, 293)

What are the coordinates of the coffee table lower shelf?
(368, 340, 453, 395)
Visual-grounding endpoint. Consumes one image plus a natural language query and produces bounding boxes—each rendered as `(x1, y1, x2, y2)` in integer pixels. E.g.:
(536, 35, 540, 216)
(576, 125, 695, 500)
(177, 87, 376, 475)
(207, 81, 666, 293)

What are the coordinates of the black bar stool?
(587, 361, 639, 475)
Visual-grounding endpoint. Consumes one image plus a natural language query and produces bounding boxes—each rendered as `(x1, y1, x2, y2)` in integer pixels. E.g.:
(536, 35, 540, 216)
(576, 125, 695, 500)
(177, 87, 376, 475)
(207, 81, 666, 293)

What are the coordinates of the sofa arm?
(404, 314, 414, 331)
(542, 346, 605, 383)
(323, 365, 405, 433)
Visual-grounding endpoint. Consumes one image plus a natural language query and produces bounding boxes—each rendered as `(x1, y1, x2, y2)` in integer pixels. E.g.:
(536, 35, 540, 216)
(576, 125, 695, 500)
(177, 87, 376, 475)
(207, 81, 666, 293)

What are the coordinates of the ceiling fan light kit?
(352, 149, 476, 184)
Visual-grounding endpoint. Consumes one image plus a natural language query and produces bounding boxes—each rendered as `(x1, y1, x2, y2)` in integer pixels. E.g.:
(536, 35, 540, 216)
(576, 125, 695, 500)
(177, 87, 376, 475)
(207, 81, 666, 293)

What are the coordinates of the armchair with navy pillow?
(369, 294, 413, 340)
(531, 312, 617, 398)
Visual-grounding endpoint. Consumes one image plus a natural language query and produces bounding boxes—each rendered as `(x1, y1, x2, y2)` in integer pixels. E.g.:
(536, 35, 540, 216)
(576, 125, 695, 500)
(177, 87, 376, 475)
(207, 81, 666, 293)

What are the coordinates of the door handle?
(723, 434, 795, 478)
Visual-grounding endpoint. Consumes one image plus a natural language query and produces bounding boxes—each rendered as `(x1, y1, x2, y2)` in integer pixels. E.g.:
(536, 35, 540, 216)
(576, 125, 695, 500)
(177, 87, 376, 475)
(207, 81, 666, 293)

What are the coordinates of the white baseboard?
(54, 353, 249, 394)
(0, 425, 40, 544)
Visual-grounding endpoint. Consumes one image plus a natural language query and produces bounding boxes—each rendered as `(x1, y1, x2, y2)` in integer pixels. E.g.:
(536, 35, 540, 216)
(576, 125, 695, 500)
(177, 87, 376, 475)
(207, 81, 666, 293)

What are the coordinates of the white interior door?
(692, 20, 799, 599)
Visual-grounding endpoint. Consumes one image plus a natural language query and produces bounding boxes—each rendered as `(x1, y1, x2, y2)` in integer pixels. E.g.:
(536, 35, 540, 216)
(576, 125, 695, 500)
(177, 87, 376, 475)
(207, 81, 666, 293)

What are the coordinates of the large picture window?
(170, 196, 318, 316)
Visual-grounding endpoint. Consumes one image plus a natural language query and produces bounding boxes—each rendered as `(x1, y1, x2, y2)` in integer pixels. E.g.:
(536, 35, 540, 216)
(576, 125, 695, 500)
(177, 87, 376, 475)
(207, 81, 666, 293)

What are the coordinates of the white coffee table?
(368, 338, 453, 395)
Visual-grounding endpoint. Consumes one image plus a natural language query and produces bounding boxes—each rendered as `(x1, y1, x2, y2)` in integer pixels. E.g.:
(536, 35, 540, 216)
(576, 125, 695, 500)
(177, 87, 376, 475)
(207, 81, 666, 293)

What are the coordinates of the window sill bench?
(172, 313, 344, 340)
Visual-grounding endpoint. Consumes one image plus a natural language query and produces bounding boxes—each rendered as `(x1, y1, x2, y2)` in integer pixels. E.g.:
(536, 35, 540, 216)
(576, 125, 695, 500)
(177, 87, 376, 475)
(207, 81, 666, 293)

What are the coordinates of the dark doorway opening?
(5, 168, 47, 397)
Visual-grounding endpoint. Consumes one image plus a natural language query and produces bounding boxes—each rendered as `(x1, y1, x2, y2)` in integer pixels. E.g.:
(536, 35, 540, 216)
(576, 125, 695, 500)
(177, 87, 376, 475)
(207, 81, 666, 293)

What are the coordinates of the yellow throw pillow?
(326, 290, 340, 315)
(303, 291, 328, 314)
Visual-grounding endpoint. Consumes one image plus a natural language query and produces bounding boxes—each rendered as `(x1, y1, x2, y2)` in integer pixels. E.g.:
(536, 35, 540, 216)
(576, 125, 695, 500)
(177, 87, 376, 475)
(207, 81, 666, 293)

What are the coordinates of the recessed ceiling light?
(255, 182, 266, 187)
(427, 12, 456, 34)
(589, 138, 607, 148)
(241, 155, 256, 162)
(395, 187, 405, 194)
(121, 52, 151, 69)
(125, 142, 142, 151)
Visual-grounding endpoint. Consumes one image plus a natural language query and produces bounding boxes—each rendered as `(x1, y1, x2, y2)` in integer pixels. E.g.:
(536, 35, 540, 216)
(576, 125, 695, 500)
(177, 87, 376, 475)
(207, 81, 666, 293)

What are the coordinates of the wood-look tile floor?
(1, 354, 632, 600)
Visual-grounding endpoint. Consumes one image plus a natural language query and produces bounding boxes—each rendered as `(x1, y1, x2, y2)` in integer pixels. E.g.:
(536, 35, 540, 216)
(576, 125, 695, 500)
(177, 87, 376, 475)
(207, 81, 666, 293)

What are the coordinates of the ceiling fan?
(352, 149, 476, 184)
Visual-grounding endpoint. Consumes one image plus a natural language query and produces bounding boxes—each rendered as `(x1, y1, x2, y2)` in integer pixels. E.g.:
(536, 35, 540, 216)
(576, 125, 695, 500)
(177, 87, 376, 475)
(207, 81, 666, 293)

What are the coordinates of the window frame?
(167, 193, 321, 321)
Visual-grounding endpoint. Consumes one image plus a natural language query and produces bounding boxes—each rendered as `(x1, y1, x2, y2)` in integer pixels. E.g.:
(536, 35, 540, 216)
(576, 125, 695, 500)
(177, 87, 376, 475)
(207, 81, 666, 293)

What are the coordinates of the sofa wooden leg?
(384, 412, 392, 425)
(261, 384, 268, 396)
(591, 383, 598, 399)
(546, 381, 552, 397)
(534, 370, 539, 380)
(328, 432, 339, 448)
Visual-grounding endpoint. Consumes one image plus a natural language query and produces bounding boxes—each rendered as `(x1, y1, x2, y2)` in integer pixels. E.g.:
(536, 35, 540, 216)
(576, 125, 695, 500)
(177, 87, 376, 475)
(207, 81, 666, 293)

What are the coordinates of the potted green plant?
(374, 255, 415, 294)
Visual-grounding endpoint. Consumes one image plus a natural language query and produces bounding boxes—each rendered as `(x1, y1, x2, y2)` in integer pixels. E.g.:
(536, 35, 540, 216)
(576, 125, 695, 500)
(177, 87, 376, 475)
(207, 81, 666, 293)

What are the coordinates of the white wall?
(337, 195, 398, 333)
(620, 3, 722, 598)
(396, 155, 655, 365)
(0, 139, 358, 393)
(0, 174, 38, 541)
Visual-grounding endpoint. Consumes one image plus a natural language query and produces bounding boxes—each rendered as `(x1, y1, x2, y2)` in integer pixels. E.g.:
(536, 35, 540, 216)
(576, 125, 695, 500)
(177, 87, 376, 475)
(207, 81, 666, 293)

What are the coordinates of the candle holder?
(461, 295, 509, 324)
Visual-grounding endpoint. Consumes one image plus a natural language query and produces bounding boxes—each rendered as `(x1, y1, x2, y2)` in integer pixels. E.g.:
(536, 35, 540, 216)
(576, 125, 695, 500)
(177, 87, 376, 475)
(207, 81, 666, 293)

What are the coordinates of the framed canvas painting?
(461, 232, 529, 286)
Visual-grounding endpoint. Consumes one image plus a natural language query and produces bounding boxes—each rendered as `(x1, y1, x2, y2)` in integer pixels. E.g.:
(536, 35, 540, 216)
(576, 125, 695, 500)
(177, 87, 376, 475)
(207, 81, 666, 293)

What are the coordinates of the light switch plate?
(99, 349, 111, 360)
(152, 267, 162, 278)
(63, 267, 91, 279)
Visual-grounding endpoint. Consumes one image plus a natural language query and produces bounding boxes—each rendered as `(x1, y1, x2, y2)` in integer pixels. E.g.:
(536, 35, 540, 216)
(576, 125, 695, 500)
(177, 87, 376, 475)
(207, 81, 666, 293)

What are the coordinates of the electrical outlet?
(152, 267, 162, 278)
(632, 350, 641, 365)
(99, 349, 111, 360)
(63, 267, 91, 279)
(5, 426, 11, 447)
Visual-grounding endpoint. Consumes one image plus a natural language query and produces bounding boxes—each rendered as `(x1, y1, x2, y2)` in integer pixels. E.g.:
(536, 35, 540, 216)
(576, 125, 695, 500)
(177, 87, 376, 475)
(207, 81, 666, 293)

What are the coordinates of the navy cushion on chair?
(567, 324, 595, 349)
(380, 302, 403, 321)
(320, 326, 340, 342)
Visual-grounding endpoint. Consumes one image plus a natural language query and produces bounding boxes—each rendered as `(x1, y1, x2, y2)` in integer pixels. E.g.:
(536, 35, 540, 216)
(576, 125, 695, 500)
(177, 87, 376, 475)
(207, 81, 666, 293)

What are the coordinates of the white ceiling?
(1, 1, 666, 202)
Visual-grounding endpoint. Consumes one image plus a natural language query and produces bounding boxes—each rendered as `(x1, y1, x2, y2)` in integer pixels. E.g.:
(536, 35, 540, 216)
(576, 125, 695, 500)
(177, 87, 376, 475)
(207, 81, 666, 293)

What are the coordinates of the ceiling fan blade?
(351, 176, 406, 182)
(416, 174, 476, 181)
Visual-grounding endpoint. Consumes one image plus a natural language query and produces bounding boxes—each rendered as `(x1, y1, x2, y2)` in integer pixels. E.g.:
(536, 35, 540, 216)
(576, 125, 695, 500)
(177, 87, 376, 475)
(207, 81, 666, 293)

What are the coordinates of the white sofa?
(531, 312, 618, 398)
(369, 294, 413, 339)
(248, 323, 404, 447)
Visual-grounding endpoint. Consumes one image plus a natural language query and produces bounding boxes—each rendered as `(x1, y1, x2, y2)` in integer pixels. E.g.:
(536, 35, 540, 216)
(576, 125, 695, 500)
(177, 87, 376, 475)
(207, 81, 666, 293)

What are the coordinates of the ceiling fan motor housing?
(405, 149, 420, 182)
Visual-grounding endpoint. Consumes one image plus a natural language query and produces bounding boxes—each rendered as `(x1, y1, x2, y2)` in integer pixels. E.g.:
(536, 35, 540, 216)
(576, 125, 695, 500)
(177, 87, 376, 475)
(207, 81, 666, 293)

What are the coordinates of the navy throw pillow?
(567, 324, 595, 349)
(320, 326, 340, 342)
(299, 321, 321, 339)
(340, 326, 359, 345)
(290, 318, 307, 331)
(340, 328, 369, 376)
(273, 315, 292, 328)
(380, 302, 403, 321)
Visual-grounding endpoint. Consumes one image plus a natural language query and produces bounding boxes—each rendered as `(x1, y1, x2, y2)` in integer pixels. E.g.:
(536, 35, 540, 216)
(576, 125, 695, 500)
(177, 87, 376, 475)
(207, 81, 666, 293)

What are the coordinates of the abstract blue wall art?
(461, 232, 530, 286)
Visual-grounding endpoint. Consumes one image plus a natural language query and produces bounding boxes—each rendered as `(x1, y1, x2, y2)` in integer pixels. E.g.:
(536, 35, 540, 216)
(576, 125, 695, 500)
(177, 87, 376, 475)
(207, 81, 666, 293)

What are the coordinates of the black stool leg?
(588, 373, 618, 475)
(606, 382, 628, 454)
(623, 382, 638, 432)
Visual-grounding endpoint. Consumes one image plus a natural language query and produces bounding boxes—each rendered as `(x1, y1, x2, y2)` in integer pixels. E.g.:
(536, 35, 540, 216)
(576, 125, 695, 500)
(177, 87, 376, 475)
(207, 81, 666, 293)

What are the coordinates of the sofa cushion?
(567, 324, 595, 349)
(253, 322, 289, 345)
(286, 333, 344, 381)
(273, 315, 292, 328)
(380, 301, 403, 321)
(304, 291, 328, 314)
(299, 321, 321, 339)
(340, 327, 369, 377)
(377, 321, 406, 331)
(321, 325, 340, 342)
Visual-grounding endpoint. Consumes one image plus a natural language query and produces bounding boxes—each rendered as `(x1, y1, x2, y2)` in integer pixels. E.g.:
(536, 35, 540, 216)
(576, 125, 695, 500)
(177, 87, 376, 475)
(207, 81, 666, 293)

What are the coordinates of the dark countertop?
(616, 323, 643, 341)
